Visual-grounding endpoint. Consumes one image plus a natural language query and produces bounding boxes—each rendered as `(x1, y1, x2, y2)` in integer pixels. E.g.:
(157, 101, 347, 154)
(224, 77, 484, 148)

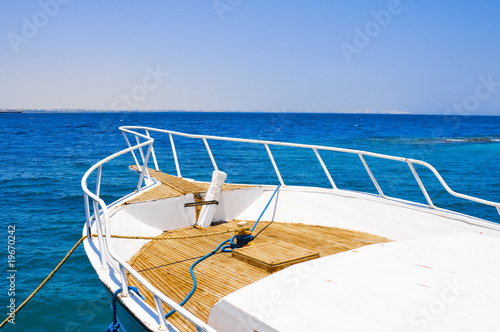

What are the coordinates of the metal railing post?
(153, 296, 169, 330)
(135, 135, 146, 164)
(137, 143, 153, 191)
(313, 148, 337, 189)
(93, 200, 108, 268)
(407, 161, 435, 208)
(358, 154, 384, 197)
(96, 166, 102, 196)
(203, 138, 218, 171)
(145, 130, 160, 171)
(122, 131, 142, 171)
(84, 194, 92, 237)
(265, 144, 284, 186)
(169, 134, 182, 177)
(120, 264, 129, 296)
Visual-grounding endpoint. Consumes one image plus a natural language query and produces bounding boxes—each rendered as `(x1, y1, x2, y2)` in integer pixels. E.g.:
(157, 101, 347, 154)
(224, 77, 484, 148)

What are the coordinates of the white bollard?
(196, 170, 227, 228)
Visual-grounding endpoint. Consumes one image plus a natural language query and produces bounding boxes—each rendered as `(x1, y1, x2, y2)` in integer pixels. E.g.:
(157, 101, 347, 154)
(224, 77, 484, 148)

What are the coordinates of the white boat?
(81, 126, 500, 332)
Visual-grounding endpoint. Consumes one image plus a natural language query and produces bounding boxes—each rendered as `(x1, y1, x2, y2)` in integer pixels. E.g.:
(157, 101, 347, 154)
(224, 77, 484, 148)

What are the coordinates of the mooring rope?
(106, 288, 122, 332)
(91, 227, 233, 240)
(0, 235, 87, 329)
(0, 228, 236, 328)
(0, 222, 263, 329)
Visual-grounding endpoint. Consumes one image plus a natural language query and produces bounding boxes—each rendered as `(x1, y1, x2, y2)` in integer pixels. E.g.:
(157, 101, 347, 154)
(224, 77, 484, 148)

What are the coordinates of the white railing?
(82, 132, 216, 332)
(82, 127, 500, 332)
(119, 126, 500, 215)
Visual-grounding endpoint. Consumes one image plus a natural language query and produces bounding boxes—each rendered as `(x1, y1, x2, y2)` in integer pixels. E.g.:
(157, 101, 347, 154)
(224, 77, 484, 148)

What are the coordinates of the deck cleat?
(234, 221, 254, 247)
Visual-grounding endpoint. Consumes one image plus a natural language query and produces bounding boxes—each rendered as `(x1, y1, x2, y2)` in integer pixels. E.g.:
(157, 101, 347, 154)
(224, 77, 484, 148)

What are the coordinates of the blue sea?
(1, 112, 499, 331)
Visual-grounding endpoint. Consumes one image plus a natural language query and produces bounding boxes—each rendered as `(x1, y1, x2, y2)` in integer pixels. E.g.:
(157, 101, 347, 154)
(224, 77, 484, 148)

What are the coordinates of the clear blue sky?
(1, 0, 499, 114)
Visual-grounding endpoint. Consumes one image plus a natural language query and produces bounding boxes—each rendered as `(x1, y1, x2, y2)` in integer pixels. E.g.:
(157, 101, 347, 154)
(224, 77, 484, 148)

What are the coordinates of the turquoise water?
(1, 112, 499, 331)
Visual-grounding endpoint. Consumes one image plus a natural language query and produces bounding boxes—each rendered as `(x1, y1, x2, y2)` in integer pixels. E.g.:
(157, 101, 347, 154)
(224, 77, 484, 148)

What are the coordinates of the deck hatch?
(232, 240, 320, 273)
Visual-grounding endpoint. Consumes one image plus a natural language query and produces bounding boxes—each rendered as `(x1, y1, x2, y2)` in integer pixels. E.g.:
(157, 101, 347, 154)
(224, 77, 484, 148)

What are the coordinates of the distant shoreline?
(2, 109, 499, 116)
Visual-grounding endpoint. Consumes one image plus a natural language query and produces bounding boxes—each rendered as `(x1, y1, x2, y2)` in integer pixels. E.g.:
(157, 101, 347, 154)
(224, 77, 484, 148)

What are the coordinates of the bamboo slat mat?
(127, 220, 390, 331)
(127, 166, 254, 203)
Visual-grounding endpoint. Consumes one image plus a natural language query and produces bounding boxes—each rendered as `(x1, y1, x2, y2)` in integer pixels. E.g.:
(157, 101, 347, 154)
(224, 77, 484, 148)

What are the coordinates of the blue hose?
(164, 184, 281, 320)
(165, 239, 230, 319)
(251, 184, 281, 232)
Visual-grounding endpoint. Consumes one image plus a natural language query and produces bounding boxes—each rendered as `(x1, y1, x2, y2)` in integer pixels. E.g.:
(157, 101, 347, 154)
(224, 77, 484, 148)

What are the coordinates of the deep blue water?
(0, 112, 499, 331)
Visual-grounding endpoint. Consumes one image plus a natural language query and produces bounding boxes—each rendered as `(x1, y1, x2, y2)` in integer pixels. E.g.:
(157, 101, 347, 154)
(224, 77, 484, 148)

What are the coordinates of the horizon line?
(2, 109, 499, 116)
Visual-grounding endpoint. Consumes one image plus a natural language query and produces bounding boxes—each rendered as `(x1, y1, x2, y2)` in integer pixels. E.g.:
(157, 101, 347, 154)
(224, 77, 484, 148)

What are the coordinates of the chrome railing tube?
(137, 142, 153, 191)
(407, 161, 435, 208)
(203, 138, 218, 171)
(96, 166, 102, 197)
(169, 133, 182, 177)
(359, 154, 384, 197)
(265, 144, 284, 186)
(122, 131, 142, 171)
(135, 134, 146, 165)
(408, 158, 500, 211)
(83, 193, 92, 237)
(145, 130, 160, 171)
(153, 295, 169, 330)
(119, 264, 129, 296)
(118, 126, 500, 213)
(313, 148, 337, 189)
(93, 200, 107, 268)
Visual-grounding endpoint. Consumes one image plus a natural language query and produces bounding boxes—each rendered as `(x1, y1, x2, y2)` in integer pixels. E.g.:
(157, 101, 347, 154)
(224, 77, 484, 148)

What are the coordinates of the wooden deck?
(127, 166, 254, 204)
(127, 220, 390, 331)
